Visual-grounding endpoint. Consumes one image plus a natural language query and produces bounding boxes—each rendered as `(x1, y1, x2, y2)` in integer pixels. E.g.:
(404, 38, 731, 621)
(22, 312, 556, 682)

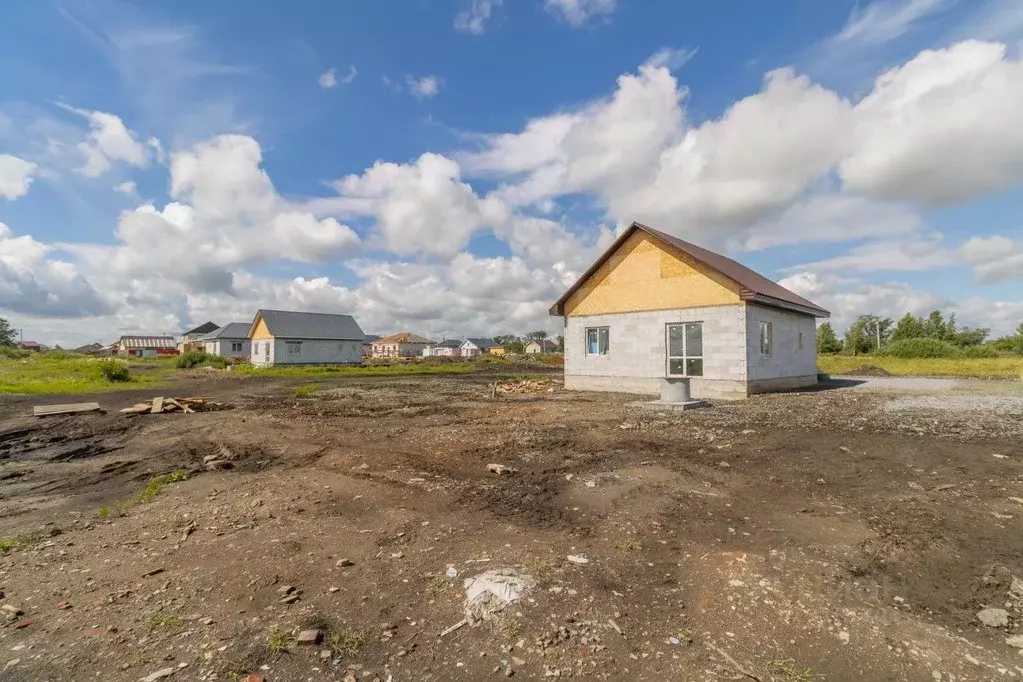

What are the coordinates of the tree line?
(816, 310, 1023, 356)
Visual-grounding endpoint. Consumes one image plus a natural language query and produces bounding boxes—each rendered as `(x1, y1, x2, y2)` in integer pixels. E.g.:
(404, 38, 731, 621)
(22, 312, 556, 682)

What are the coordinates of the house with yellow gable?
(550, 222, 830, 400)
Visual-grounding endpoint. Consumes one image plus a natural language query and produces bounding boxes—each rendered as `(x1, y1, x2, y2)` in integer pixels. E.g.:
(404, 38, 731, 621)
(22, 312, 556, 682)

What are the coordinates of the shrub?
(960, 344, 1000, 359)
(0, 346, 30, 359)
(97, 360, 131, 382)
(880, 338, 961, 359)
(175, 352, 228, 369)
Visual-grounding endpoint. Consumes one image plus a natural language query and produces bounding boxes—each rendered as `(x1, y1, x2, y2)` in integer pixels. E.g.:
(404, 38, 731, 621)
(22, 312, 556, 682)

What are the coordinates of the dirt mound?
(844, 364, 893, 377)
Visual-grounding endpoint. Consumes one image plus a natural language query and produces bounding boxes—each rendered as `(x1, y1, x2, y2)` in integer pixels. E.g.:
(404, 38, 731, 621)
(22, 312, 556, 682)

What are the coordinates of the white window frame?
(759, 321, 773, 356)
(286, 341, 302, 357)
(665, 322, 703, 377)
(231, 341, 243, 353)
(585, 327, 609, 356)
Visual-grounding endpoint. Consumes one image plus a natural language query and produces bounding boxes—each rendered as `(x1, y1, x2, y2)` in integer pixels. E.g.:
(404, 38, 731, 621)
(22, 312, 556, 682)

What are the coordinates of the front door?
(264, 342, 270, 362)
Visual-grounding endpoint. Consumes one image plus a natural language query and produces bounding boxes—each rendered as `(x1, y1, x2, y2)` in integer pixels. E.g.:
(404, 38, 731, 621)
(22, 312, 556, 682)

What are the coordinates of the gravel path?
(882, 394, 1023, 414)
(832, 376, 959, 391)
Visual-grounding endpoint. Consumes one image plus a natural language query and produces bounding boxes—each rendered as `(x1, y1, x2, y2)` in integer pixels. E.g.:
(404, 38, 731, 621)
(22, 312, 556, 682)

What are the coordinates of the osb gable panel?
(251, 317, 273, 339)
(564, 232, 740, 316)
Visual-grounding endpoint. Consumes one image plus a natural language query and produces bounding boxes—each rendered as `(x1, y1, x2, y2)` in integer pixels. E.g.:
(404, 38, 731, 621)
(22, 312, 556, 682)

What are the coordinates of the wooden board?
(33, 403, 102, 417)
(151, 397, 164, 414)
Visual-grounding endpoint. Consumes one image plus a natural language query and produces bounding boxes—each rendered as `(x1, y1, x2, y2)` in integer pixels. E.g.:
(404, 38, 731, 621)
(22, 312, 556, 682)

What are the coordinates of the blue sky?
(1, 0, 1023, 345)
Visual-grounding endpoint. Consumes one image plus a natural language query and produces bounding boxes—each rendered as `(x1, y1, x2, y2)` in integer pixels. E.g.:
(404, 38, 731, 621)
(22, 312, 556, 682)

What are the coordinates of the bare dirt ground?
(1, 371, 1022, 681)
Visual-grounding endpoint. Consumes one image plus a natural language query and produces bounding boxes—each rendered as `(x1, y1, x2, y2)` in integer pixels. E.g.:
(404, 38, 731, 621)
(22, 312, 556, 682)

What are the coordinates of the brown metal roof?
(549, 222, 830, 318)
(373, 332, 435, 345)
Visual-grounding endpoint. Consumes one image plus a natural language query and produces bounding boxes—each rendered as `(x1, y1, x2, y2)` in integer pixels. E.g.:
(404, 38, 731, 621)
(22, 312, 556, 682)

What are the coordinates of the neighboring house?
(372, 332, 435, 358)
(17, 341, 41, 352)
(178, 321, 219, 352)
(363, 334, 381, 357)
(423, 339, 463, 357)
(72, 343, 105, 355)
(549, 221, 830, 400)
(114, 336, 179, 358)
(249, 310, 364, 367)
(524, 339, 558, 354)
(199, 322, 251, 358)
(460, 338, 499, 357)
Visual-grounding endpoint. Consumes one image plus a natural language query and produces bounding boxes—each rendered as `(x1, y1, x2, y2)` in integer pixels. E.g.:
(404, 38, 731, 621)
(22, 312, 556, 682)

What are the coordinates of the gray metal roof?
(251, 310, 365, 341)
(182, 321, 219, 336)
(437, 339, 463, 348)
(198, 322, 250, 340)
(464, 337, 498, 349)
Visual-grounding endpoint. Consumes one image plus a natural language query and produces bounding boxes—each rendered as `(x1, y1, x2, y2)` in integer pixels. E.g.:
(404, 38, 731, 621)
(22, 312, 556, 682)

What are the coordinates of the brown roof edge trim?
(549, 221, 830, 318)
(747, 294, 831, 318)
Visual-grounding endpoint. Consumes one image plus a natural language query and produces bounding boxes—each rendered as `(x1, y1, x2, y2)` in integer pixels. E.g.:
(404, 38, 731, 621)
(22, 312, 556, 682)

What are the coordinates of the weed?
(176, 352, 229, 370)
(324, 628, 364, 658)
(0, 533, 44, 553)
(424, 575, 456, 599)
(294, 383, 319, 396)
(817, 354, 1023, 380)
(497, 614, 521, 640)
(267, 628, 291, 655)
(146, 611, 183, 630)
(134, 471, 187, 504)
(521, 555, 557, 580)
(131, 652, 151, 666)
(97, 360, 131, 382)
(768, 656, 818, 681)
(0, 346, 31, 359)
(97, 506, 111, 519)
(0, 354, 174, 395)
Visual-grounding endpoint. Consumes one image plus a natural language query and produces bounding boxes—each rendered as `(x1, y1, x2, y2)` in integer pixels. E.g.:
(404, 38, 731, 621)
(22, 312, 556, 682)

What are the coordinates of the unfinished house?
(371, 333, 434, 358)
(249, 310, 364, 367)
(550, 222, 830, 400)
(460, 338, 500, 357)
(423, 339, 463, 357)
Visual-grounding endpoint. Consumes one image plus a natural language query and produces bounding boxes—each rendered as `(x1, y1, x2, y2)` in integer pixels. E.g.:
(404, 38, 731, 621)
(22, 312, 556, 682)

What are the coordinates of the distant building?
(16, 341, 41, 352)
(114, 336, 179, 358)
(198, 322, 251, 358)
(524, 339, 558, 354)
(249, 309, 364, 367)
(423, 339, 463, 357)
(178, 321, 219, 352)
(363, 334, 381, 357)
(460, 338, 500, 357)
(372, 332, 434, 358)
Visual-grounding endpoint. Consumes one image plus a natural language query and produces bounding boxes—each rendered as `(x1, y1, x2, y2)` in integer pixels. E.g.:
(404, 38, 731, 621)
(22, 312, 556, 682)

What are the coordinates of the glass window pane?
(598, 328, 609, 354)
(668, 358, 685, 375)
(685, 323, 702, 357)
(668, 325, 685, 356)
(587, 329, 597, 354)
(686, 358, 703, 376)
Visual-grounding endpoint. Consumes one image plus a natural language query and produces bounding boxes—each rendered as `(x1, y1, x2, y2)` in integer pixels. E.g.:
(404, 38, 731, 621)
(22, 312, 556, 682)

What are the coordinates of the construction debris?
(119, 397, 227, 415)
(33, 403, 102, 418)
(494, 379, 560, 396)
(487, 463, 517, 475)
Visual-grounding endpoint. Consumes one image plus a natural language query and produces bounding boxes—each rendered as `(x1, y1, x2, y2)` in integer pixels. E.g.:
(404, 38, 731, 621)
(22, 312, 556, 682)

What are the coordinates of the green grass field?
(0, 354, 175, 394)
(232, 362, 479, 378)
(818, 355, 1023, 380)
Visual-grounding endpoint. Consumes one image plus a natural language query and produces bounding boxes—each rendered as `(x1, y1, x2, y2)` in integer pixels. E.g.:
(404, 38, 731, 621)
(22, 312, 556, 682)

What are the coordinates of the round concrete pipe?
(660, 378, 691, 402)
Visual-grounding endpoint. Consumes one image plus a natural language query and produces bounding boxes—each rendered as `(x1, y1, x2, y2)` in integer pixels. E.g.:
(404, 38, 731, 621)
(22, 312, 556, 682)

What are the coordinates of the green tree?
(844, 317, 870, 356)
(890, 313, 924, 342)
(0, 316, 15, 347)
(555, 334, 564, 352)
(816, 322, 842, 354)
(922, 310, 947, 340)
(528, 330, 549, 342)
(952, 326, 989, 347)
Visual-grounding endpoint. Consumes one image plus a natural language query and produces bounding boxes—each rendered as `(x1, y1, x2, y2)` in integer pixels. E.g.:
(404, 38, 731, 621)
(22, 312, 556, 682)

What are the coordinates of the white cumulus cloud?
(544, 0, 617, 27)
(0, 154, 37, 200)
(454, 0, 502, 34)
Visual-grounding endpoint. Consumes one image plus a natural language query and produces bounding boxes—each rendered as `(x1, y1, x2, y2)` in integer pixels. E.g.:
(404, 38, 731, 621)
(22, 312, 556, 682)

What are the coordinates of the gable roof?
(364, 334, 382, 343)
(250, 310, 364, 341)
(526, 339, 558, 350)
(436, 339, 463, 348)
(549, 221, 830, 318)
(199, 322, 250, 340)
(183, 321, 219, 336)
(463, 337, 497, 349)
(373, 332, 434, 345)
(118, 336, 177, 349)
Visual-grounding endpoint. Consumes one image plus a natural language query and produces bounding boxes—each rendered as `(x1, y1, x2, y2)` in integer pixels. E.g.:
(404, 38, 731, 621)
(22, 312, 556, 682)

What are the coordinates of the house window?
(585, 327, 609, 355)
(286, 341, 302, 357)
(666, 323, 703, 377)
(759, 322, 773, 355)
(231, 342, 243, 353)
(797, 331, 804, 350)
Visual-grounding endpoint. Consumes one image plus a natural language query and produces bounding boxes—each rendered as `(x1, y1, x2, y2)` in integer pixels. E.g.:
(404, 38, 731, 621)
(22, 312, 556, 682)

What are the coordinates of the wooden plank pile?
(494, 379, 560, 396)
(119, 397, 226, 415)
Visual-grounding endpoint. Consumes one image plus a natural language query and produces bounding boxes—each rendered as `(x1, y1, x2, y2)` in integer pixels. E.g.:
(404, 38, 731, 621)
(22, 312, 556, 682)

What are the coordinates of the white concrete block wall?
(744, 305, 818, 381)
(564, 305, 749, 398)
(250, 338, 275, 366)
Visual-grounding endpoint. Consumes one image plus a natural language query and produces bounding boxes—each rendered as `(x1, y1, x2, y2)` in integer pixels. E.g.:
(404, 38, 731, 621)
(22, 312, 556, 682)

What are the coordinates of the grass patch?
(146, 611, 183, 631)
(768, 656, 818, 681)
(267, 628, 291, 655)
(324, 628, 364, 658)
(134, 471, 188, 504)
(294, 383, 319, 396)
(0, 355, 174, 394)
(818, 355, 1023, 380)
(234, 363, 479, 378)
(176, 351, 228, 369)
(0, 532, 44, 553)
